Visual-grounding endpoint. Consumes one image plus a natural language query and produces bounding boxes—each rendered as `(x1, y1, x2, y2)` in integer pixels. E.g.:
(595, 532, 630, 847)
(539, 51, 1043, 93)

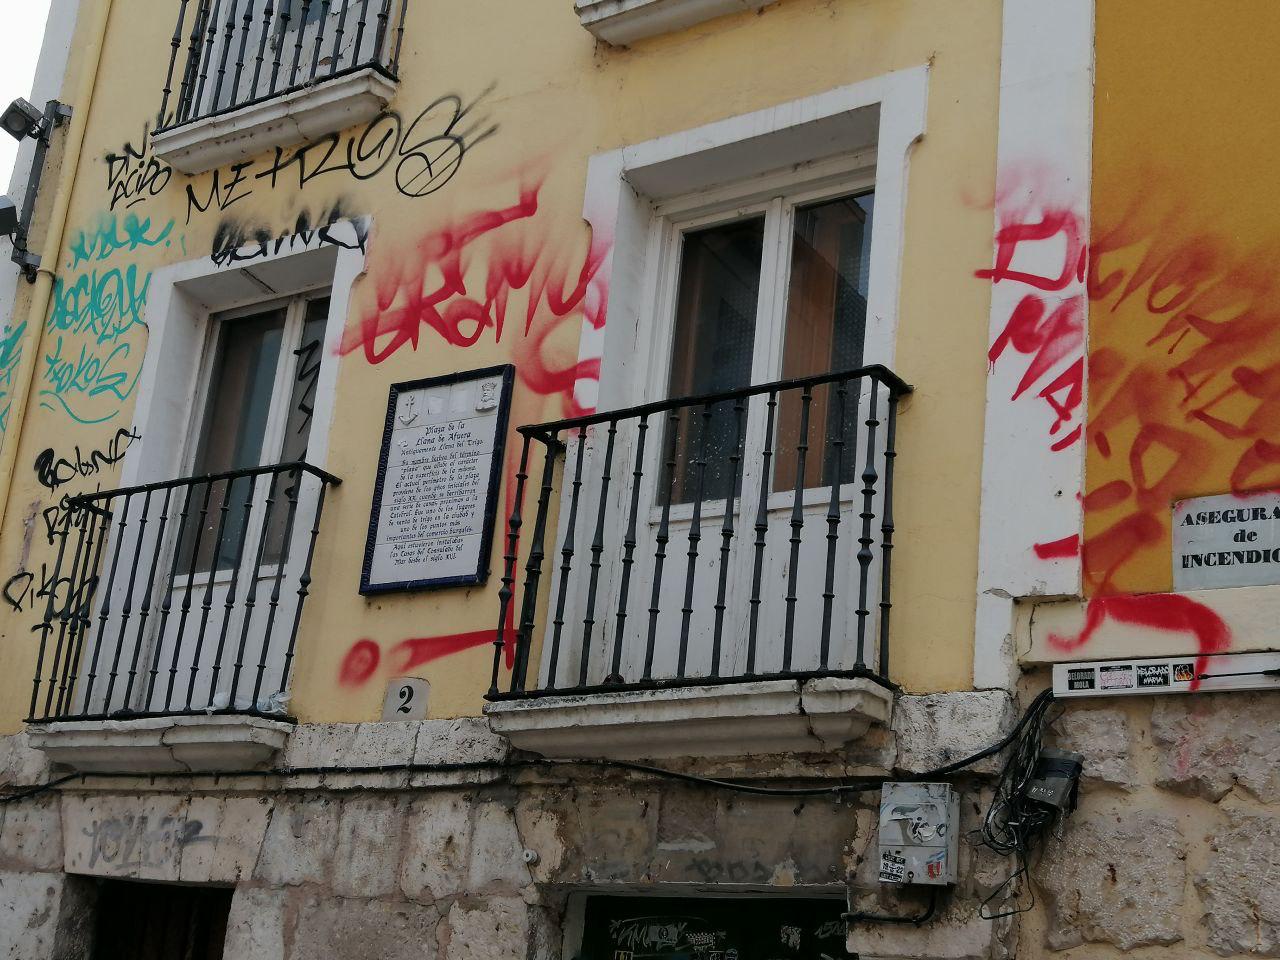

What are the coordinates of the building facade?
(0, 0, 1276, 957)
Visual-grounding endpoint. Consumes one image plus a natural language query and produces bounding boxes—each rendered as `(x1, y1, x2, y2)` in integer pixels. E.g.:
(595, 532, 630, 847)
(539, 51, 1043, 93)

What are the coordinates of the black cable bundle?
(971, 688, 1059, 919)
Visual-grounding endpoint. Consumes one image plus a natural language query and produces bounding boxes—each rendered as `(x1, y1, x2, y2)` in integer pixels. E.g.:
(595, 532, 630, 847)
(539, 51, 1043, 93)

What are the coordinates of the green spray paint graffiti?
(41, 213, 180, 425)
(0, 320, 26, 436)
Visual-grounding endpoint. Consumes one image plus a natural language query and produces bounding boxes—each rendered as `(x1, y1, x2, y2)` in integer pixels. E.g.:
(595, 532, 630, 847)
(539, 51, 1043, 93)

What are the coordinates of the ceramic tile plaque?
(1173, 492, 1280, 591)
(361, 365, 514, 594)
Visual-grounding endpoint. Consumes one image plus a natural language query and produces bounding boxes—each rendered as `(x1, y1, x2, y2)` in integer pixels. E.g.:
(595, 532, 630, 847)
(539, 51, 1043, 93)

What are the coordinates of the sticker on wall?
(382, 677, 430, 721)
(1173, 492, 1280, 591)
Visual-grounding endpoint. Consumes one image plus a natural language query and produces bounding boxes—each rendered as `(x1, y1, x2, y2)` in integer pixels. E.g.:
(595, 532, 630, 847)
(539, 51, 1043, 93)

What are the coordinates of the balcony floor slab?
(485, 676, 893, 759)
(26, 715, 292, 774)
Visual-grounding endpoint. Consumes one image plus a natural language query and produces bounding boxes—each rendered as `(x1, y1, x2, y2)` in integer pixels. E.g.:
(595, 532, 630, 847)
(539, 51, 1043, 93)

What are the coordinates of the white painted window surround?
(486, 69, 928, 760)
(575, 0, 773, 46)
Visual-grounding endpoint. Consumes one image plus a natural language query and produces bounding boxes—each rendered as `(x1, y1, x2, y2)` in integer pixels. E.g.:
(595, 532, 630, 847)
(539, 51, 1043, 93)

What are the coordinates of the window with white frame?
(653, 170, 876, 502)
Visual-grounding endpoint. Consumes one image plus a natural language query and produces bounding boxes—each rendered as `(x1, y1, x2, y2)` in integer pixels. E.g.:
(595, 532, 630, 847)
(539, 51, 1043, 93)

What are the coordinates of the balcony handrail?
(66, 460, 342, 507)
(518, 363, 912, 439)
(490, 364, 910, 700)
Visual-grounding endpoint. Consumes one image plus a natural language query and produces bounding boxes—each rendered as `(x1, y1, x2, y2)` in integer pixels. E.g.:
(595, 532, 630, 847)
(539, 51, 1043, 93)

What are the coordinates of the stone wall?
(1028, 690, 1280, 957)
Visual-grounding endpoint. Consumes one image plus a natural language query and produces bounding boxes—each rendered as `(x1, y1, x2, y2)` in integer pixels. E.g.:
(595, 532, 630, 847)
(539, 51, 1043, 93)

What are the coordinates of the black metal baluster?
(92, 494, 134, 714)
(28, 506, 76, 719)
(781, 387, 813, 673)
(511, 439, 559, 692)
(309, 0, 333, 79)
(547, 426, 588, 690)
(278, 476, 331, 699)
(371, 0, 392, 64)
(112, 489, 153, 713)
(710, 399, 746, 679)
(230, 0, 256, 110)
(45, 508, 92, 716)
(211, 0, 240, 113)
(578, 419, 616, 687)
(159, 0, 193, 126)
(854, 387, 881, 669)
(128, 488, 172, 716)
(677, 403, 714, 679)
(269, 0, 291, 94)
(229, 470, 282, 707)
(746, 391, 778, 676)
(877, 389, 901, 679)
(289, 0, 311, 85)
(193, 0, 223, 118)
(491, 436, 532, 695)
(251, 467, 303, 707)
(352, 0, 372, 65)
(607, 415, 647, 685)
(644, 410, 680, 681)
(390, 0, 408, 74)
(166, 480, 212, 711)
(819, 379, 850, 670)
(55, 505, 107, 716)
(64, 502, 113, 717)
(147, 483, 197, 708)
(188, 477, 233, 709)
(177, 0, 213, 123)
(329, 0, 349, 75)
(207, 474, 258, 708)
(251, 1, 274, 96)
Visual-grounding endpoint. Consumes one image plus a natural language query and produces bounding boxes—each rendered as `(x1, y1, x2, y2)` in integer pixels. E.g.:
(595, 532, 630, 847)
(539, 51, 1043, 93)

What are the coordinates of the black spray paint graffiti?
(185, 87, 498, 224)
(104, 128, 173, 212)
(34, 427, 140, 493)
(210, 205, 369, 268)
(82, 816, 212, 871)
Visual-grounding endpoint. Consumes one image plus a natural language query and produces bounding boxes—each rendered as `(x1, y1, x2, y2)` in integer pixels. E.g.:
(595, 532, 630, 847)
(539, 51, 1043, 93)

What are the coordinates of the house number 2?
(381, 677, 429, 721)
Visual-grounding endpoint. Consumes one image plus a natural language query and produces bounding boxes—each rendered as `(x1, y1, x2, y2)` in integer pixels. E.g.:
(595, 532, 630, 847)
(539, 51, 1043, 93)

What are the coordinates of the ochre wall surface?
(1087, 0, 1280, 598)
(0, 0, 1004, 730)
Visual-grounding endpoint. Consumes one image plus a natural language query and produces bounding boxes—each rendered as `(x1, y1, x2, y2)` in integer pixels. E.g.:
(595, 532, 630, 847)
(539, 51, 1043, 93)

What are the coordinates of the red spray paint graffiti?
(336, 184, 611, 689)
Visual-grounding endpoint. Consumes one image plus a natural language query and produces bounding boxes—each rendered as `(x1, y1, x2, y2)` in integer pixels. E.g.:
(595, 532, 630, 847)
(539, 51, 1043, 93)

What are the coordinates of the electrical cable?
(1, 691, 1056, 806)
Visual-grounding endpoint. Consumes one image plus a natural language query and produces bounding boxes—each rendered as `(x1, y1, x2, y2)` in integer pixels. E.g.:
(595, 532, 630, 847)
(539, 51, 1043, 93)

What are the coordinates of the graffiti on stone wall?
(210, 205, 370, 267)
(80, 815, 211, 871)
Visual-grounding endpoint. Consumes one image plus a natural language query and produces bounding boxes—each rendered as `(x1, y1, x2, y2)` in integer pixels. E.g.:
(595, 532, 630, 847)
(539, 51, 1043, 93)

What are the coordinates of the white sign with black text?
(1173, 491, 1280, 591)
(361, 365, 514, 593)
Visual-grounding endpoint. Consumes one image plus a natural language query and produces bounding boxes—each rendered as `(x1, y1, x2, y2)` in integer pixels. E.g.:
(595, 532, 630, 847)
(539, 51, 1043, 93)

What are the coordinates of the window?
(91, 880, 231, 960)
(661, 187, 875, 501)
(181, 294, 328, 572)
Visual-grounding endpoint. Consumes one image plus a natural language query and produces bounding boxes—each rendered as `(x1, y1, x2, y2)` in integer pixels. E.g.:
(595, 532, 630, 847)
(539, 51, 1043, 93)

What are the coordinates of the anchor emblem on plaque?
(398, 394, 419, 426)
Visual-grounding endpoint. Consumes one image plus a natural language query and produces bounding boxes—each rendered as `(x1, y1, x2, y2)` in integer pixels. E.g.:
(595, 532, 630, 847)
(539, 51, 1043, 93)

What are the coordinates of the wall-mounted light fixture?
(0, 97, 73, 282)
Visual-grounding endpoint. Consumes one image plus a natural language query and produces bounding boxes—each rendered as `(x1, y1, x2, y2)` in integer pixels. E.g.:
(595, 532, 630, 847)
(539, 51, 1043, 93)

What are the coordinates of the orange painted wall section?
(1086, 0, 1280, 597)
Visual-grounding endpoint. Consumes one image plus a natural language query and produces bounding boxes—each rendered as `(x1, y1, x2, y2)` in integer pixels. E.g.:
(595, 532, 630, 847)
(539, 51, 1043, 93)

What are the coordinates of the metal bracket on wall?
(11, 99, 73, 283)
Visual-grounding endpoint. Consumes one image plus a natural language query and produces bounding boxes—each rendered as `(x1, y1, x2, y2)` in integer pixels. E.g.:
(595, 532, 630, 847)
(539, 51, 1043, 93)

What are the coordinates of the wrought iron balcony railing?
(27, 462, 340, 723)
(157, 0, 410, 131)
(488, 365, 911, 700)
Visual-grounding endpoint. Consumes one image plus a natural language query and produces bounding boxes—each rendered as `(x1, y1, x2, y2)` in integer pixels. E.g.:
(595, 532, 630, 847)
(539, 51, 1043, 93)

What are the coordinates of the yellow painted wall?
(1087, 0, 1280, 598)
(0, 0, 1001, 731)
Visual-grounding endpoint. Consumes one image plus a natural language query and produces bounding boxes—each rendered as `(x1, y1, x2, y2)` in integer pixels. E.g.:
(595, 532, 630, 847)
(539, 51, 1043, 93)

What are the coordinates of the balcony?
(25, 462, 340, 772)
(484, 367, 910, 759)
(151, 0, 410, 173)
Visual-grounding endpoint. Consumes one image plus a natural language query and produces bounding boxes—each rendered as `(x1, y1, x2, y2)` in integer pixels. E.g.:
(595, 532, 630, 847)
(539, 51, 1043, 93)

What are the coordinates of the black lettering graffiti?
(34, 427, 140, 493)
(184, 86, 497, 223)
(209, 204, 369, 268)
(82, 816, 212, 871)
(3, 559, 98, 619)
(104, 129, 173, 212)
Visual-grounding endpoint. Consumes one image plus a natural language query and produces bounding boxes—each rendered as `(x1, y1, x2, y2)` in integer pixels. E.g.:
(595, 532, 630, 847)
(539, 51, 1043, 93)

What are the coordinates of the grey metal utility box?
(877, 782, 960, 886)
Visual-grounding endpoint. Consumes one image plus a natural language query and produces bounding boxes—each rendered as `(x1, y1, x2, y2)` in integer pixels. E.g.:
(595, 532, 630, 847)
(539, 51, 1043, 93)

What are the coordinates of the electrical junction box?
(878, 782, 959, 886)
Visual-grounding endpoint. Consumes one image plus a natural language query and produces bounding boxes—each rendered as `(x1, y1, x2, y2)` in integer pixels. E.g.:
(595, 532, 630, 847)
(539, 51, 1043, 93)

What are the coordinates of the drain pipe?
(0, 0, 114, 535)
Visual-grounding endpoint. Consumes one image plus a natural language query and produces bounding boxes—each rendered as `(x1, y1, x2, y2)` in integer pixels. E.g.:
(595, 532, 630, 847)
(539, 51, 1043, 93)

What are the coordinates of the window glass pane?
(775, 192, 874, 491)
(184, 309, 286, 572)
(664, 217, 764, 504)
(266, 297, 330, 564)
